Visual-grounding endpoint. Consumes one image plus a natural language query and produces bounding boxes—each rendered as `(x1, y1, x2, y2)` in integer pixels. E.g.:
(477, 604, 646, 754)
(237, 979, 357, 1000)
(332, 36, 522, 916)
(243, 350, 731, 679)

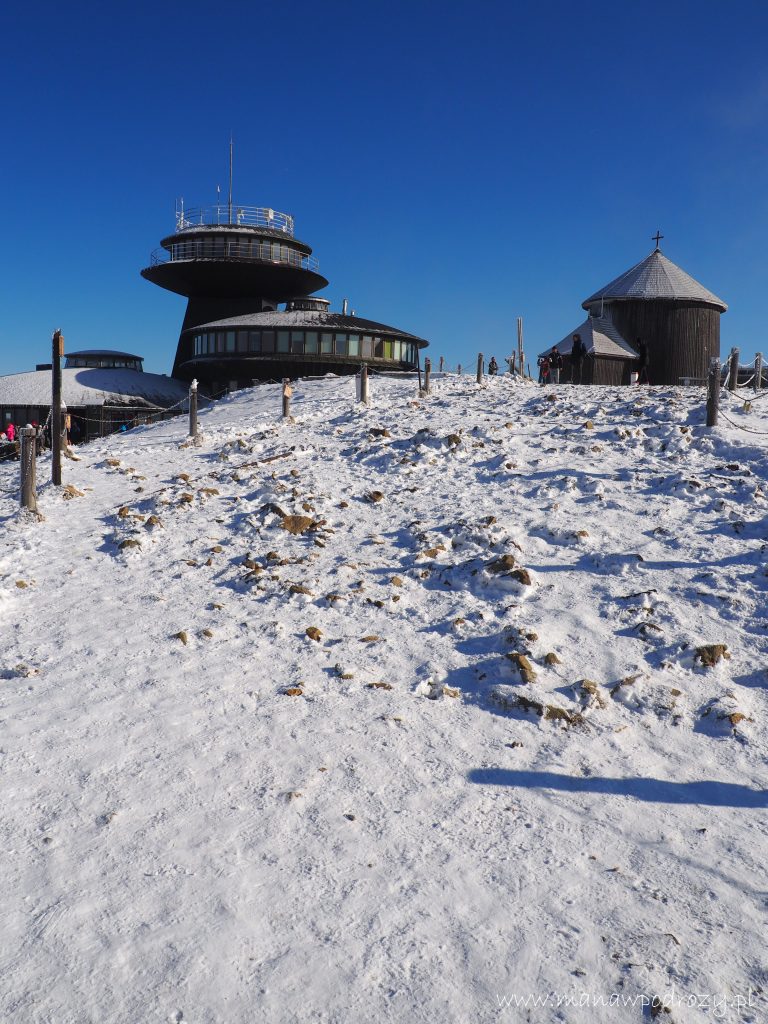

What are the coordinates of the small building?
(0, 350, 191, 441)
(544, 315, 639, 384)
(547, 241, 728, 385)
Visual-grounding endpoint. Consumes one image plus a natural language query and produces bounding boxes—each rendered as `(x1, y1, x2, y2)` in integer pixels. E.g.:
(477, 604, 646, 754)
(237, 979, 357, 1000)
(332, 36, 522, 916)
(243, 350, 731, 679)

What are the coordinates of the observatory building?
(141, 202, 428, 390)
(546, 240, 727, 385)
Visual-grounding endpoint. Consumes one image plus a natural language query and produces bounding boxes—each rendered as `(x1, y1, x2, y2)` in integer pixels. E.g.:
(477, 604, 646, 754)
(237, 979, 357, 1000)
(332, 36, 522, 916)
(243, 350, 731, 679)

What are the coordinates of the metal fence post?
(51, 329, 63, 485)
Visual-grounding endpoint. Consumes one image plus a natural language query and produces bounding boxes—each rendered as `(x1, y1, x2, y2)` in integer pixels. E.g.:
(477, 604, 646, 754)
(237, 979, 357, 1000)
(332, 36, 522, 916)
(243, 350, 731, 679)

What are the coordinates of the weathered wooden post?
(282, 378, 292, 418)
(189, 379, 198, 437)
(510, 352, 517, 376)
(439, 356, 444, 373)
(360, 363, 369, 405)
(51, 329, 63, 485)
(476, 352, 484, 384)
(517, 317, 525, 378)
(706, 356, 720, 427)
(20, 427, 37, 513)
(728, 347, 739, 392)
(754, 352, 763, 392)
(457, 363, 462, 376)
(423, 357, 431, 394)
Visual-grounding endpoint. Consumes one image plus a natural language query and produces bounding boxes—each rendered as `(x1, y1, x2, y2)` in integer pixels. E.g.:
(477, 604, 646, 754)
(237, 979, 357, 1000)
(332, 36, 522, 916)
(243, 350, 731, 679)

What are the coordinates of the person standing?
(635, 338, 650, 384)
(6, 422, 15, 443)
(489, 356, 498, 376)
(570, 333, 586, 384)
(549, 347, 563, 384)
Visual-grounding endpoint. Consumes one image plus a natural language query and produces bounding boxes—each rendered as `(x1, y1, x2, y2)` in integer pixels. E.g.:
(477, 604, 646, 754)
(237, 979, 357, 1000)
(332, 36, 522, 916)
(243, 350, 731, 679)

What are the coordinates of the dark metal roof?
(583, 249, 727, 311)
(185, 309, 428, 345)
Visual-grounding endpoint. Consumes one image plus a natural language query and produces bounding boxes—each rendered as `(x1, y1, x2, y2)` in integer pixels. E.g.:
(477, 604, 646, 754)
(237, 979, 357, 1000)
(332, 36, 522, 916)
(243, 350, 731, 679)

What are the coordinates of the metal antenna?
(228, 133, 233, 225)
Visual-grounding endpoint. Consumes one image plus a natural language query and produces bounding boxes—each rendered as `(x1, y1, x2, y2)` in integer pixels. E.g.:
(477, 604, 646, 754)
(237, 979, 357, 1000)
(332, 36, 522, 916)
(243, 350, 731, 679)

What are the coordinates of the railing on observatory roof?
(149, 239, 319, 272)
(175, 205, 295, 235)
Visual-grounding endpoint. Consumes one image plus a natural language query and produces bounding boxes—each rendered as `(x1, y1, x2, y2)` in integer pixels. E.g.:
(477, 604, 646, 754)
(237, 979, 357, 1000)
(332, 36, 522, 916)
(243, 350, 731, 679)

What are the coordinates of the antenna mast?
(228, 134, 233, 225)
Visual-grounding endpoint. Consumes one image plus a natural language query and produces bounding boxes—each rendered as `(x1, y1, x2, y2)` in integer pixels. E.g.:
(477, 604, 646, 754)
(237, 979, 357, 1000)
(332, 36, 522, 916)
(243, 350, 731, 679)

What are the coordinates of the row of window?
(65, 358, 143, 370)
(191, 330, 418, 363)
(169, 239, 312, 269)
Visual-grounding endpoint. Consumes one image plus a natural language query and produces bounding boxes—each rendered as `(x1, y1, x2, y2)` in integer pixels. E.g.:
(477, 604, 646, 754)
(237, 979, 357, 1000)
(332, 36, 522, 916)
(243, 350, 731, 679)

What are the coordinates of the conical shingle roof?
(582, 249, 727, 312)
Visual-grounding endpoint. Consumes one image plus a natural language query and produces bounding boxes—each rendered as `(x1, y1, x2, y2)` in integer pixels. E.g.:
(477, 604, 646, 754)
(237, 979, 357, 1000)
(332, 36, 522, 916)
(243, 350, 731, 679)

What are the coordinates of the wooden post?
(282, 378, 292, 418)
(510, 352, 517, 376)
(457, 363, 462, 376)
(20, 427, 37, 513)
(517, 317, 525, 378)
(423, 357, 431, 394)
(360, 363, 369, 405)
(51, 329, 63, 485)
(189, 379, 198, 437)
(728, 347, 739, 392)
(754, 352, 763, 392)
(706, 356, 720, 427)
(439, 356, 444, 373)
(476, 352, 484, 384)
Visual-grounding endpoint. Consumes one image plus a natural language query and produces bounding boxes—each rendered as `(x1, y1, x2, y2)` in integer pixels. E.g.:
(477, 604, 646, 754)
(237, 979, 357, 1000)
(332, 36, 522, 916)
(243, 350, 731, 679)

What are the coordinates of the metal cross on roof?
(652, 231, 664, 250)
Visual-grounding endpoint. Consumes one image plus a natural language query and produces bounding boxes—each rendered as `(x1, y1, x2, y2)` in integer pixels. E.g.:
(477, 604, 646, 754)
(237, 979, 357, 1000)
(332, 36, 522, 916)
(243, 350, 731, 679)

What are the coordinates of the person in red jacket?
(6, 423, 15, 443)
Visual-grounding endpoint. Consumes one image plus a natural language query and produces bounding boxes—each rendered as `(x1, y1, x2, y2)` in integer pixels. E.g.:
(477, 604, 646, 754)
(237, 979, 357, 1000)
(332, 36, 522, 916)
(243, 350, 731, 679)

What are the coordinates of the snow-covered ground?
(1, 373, 766, 1024)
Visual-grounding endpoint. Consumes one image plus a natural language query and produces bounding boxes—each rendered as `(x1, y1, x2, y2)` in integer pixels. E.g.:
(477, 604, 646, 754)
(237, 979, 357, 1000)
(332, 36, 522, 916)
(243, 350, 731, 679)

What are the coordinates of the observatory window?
(347, 335, 359, 356)
(305, 332, 318, 354)
(237, 332, 248, 353)
(320, 333, 333, 354)
(334, 334, 348, 355)
(361, 336, 373, 359)
(277, 331, 290, 353)
(261, 331, 275, 353)
(215, 332, 225, 353)
(249, 332, 261, 353)
(215, 238, 225, 257)
(373, 337, 384, 358)
(271, 242, 281, 262)
(226, 332, 236, 353)
(291, 332, 304, 354)
(384, 340, 394, 360)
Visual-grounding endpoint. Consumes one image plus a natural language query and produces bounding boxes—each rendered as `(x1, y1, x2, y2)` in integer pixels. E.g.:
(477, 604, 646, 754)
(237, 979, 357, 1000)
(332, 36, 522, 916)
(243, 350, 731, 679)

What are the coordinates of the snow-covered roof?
(189, 309, 428, 344)
(582, 249, 727, 311)
(543, 315, 638, 360)
(66, 349, 144, 360)
(0, 368, 189, 408)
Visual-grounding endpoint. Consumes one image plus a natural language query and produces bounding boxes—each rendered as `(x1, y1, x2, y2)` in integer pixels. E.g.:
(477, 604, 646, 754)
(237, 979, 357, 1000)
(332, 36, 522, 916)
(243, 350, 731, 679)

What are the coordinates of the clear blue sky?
(1, 0, 767, 375)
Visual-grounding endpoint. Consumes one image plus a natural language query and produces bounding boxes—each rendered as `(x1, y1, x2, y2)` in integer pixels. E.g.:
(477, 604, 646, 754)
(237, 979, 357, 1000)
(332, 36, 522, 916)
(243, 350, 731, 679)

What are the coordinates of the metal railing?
(149, 240, 319, 272)
(176, 205, 294, 235)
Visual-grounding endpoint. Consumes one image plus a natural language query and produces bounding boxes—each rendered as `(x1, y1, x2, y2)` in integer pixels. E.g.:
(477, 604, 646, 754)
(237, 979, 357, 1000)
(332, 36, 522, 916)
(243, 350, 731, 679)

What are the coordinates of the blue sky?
(1, 0, 767, 375)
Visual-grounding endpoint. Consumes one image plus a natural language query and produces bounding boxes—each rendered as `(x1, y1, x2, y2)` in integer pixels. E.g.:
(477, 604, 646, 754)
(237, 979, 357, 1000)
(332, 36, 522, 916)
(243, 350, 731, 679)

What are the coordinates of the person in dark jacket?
(570, 333, 586, 384)
(549, 347, 563, 384)
(635, 338, 650, 384)
(488, 356, 499, 375)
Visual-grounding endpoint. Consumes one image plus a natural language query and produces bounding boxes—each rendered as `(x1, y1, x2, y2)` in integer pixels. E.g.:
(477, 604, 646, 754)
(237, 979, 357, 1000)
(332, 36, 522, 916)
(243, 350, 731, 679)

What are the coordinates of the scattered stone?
(390, 576, 404, 587)
(279, 514, 317, 535)
(289, 584, 314, 596)
(117, 506, 131, 518)
(507, 652, 537, 683)
(369, 428, 392, 438)
(544, 652, 561, 666)
(15, 580, 29, 589)
(144, 515, 163, 529)
(444, 433, 461, 447)
(488, 554, 517, 574)
(338, 501, 349, 508)
(367, 682, 393, 690)
(210, 545, 223, 553)
(284, 687, 304, 696)
(199, 629, 214, 639)
(118, 539, 142, 550)
(174, 631, 189, 645)
(695, 644, 731, 667)
(584, 420, 594, 430)
(306, 627, 323, 642)
(62, 484, 85, 499)
(179, 493, 194, 504)
(360, 635, 383, 643)
(199, 487, 220, 497)
(366, 491, 385, 503)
